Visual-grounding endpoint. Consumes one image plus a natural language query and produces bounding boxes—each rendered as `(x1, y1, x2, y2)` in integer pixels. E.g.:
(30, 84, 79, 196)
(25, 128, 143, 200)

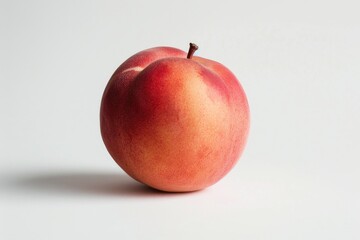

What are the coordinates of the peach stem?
(187, 43, 199, 59)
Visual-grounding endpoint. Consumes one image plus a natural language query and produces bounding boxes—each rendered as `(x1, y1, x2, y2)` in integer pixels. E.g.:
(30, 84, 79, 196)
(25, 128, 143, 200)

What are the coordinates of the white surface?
(1, 0, 360, 239)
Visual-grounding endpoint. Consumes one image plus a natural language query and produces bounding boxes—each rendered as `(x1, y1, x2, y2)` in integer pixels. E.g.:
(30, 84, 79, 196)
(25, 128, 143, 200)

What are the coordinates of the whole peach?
(100, 43, 249, 192)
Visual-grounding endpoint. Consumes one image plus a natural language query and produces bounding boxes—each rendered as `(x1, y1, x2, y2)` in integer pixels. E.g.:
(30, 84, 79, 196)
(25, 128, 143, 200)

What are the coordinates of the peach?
(100, 43, 249, 192)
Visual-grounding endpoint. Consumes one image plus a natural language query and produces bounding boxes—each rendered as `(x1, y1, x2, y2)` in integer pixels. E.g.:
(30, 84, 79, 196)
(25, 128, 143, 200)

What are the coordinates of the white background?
(1, 0, 360, 239)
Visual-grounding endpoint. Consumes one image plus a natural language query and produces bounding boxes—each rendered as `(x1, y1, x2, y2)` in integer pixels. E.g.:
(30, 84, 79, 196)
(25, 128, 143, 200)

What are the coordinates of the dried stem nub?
(187, 43, 199, 59)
